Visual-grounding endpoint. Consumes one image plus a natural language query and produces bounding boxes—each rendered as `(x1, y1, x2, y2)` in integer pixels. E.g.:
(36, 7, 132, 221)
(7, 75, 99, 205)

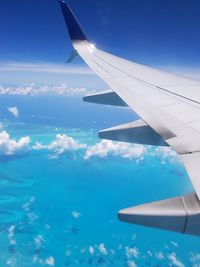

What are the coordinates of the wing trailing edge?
(83, 90, 128, 107)
(99, 120, 169, 146)
(119, 193, 200, 236)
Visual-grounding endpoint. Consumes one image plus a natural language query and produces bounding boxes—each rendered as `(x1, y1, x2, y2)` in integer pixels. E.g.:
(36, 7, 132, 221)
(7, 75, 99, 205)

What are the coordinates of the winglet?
(58, 0, 88, 42)
(66, 49, 79, 63)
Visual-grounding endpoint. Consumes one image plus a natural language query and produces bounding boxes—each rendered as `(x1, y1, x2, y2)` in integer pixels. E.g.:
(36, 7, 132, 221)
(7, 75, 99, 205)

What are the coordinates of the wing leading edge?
(57, 0, 200, 236)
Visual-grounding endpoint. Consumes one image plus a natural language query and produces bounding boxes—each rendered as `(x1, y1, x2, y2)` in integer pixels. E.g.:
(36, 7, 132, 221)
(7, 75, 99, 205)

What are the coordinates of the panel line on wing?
(92, 59, 112, 75)
(94, 53, 155, 88)
(94, 52, 200, 108)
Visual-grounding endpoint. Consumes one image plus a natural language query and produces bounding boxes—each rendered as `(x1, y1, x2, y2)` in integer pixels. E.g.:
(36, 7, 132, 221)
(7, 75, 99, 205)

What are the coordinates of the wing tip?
(58, 0, 88, 42)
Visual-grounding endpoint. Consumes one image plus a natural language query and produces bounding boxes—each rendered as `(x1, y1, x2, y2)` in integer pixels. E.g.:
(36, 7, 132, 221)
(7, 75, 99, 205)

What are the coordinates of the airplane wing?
(58, 0, 200, 236)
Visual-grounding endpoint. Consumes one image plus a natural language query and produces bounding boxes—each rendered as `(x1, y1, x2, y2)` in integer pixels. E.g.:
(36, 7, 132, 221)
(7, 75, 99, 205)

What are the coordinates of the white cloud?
(127, 261, 137, 267)
(72, 211, 81, 219)
(98, 243, 108, 255)
(47, 134, 86, 155)
(171, 241, 178, 247)
(89, 246, 95, 255)
(125, 246, 140, 258)
(34, 235, 45, 250)
(0, 83, 96, 96)
(155, 147, 178, 160)
(33, 134, 86, 157)
(8, 225, 16, 246)
(45, 256, 55, 266)
(22, 197, 35, 212)
(32, 142, 46, 150)
(155, 251, 165, 260)
(8, 107, 19, 117)
(168, 252, 185, 267)
(84, 140, 146, 160)
(0, 131, 30, 156)
(0, 129, 179, 164)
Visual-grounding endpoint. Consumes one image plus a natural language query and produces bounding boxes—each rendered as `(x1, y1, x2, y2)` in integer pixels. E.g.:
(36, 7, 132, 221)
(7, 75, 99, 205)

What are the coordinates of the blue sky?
(0, 0, 200, 86)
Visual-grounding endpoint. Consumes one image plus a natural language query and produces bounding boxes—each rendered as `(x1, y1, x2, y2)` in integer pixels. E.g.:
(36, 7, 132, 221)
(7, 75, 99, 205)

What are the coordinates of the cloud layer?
(0, 62, 94, 76)
(0, 130, 179, 164)
(84, 140, 147, 160)
(0, 84, 96, 96)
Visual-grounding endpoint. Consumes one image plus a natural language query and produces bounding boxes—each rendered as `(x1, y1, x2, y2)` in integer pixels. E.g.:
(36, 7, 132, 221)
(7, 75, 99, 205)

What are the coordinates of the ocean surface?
(0, 95, 199, 267)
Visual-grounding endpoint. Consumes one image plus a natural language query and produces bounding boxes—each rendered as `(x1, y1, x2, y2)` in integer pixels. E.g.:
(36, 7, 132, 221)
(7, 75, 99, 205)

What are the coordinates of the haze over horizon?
(0, 0, 200, 87)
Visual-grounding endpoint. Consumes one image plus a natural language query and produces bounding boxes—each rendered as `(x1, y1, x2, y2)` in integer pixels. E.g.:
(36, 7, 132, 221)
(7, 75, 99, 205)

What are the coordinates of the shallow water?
(0, 96, 199, 266)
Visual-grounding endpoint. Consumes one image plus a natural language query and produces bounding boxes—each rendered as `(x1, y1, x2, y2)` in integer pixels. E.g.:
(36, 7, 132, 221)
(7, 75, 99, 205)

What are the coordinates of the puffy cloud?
(47, 134, 86, 155)
(84, 140, 146, 160)
(33, 255, 55, 266)
(32, 142, 46, 151)
(127, 261, 137, 267)
(72, 211, 81, 219)
(168, 252, 185, 267)
(154, 147, 178, 161)
(8, 225, 16, 246)
(33, 134, 86, 157)
(155, 251, 165, 260)
(34, 235, 45, 250)
(45, 256, 55, 266)
(0, 83, 96, 96)
(125, 246, 140, 258)
(89, 246, 95, 255)
(8, 106, 19, 117)
(0, 131, 30, 156)
(98, 243, 108, 255)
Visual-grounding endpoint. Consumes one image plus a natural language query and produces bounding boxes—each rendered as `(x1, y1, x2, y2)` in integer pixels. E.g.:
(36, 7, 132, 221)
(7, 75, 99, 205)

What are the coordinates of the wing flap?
(99, 120, 169, 146)
(83, 90, 128, 107)
(181, 152, 200, 200)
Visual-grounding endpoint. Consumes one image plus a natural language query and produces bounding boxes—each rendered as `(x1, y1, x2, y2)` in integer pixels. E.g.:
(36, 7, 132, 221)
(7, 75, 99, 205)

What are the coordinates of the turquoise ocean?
(0, 95, 199, 267)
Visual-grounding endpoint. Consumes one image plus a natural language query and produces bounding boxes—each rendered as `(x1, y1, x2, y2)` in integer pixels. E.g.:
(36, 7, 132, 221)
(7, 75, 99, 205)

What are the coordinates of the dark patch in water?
(8, 245, 16, 254)
(78, 258, 85, 264)
(97, 257, 106, 265)
(0, 154, 29, 163)
(0, 172, 21, 183)
(70, 227, 80, 235)
(170, 169, 184, 177)
(88, 257, 94, 265)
